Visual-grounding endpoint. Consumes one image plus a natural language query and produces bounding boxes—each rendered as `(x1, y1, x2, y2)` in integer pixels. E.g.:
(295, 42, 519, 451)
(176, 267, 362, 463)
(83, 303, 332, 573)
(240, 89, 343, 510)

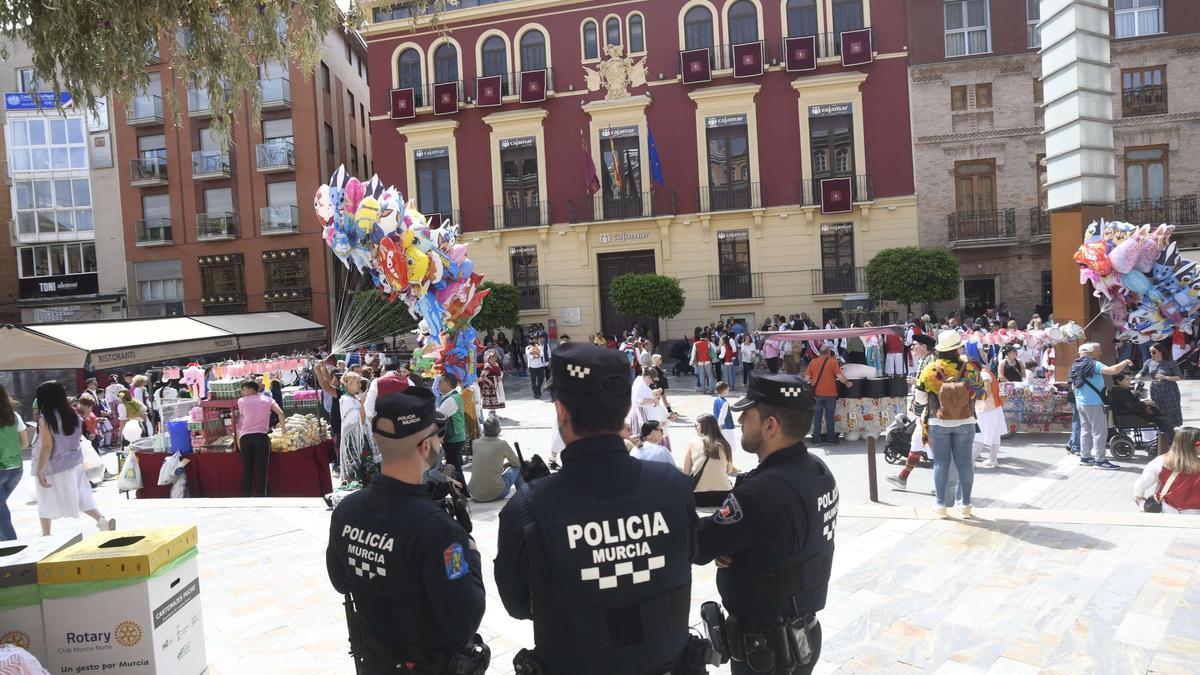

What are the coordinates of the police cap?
(372, 387, 446, 439)
(730, 371, 815, 412)
(549, 342, 632, 397)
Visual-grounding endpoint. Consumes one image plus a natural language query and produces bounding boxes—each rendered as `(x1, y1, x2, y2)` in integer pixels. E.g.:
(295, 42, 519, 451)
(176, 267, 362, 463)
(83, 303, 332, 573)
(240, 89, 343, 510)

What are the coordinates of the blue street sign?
(4, 91, 73, 111)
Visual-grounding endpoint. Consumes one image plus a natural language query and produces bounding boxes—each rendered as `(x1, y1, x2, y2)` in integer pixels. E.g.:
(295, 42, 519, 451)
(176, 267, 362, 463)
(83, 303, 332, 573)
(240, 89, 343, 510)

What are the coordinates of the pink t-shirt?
(763, 339, 780, 359)
(237, 394, 275, 437)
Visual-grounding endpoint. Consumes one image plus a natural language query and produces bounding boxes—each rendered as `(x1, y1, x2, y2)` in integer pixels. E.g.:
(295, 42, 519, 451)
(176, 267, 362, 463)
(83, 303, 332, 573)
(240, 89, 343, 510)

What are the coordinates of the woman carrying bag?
(1135, 426, 1200, 514)
(682, 414, 734, 507)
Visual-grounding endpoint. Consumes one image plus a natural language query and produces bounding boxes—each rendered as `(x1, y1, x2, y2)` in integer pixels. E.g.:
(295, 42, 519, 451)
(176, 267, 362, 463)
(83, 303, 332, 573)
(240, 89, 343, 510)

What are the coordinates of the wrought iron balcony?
(1030, 207, 1051, 242)
(567, 190, 676, 224)
(260, 77, 291, 110)
(947, 209, 1018, 248)
(811, 267, 865, 295)
(255, 139, 294, 172)
(518, 284, 549, 312)
(1115, 195, 1198, 230)
(192, 150, 231, 180)
(1122, 84, 1167, 117)
(260, 205, 299, 235)
(423, 210, 461, 227)
(708, 272, 763, 302)
(128, 94, 163, 125)
(135, 217, 172, 246)
(129, 156, 168, 186)
(698, 183, 762, 213)
(800, 175, 874, 206)
(196, 212, 238, 241)
(488, 202, 551, 229)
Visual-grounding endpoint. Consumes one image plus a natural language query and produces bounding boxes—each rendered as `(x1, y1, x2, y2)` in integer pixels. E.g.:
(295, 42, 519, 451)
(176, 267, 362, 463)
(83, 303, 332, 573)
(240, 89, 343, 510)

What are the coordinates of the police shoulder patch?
(443, 543, 469, 580)
(713, 493, 743, 525)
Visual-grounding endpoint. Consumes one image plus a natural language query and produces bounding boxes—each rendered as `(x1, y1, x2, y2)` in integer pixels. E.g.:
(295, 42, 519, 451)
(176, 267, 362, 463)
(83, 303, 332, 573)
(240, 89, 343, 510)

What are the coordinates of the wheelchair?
(1107, 408, 1160, 460)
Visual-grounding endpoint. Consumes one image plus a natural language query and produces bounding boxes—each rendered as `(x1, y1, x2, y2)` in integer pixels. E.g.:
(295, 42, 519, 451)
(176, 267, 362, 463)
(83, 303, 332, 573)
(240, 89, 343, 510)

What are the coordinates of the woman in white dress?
(683, 414, 734, 507)
(34, 381, 114, 535)
(629, 367, 669, 446)
(973, 362, 1007, 468)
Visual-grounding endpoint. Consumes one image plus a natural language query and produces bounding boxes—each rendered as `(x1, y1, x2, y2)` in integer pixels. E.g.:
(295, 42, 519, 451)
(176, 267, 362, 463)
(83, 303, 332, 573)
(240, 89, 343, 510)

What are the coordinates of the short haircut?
(1113, 371, 1131, 385)
(557, 384, 631, 437)
(1079, 342, 1101, 356)
(642, 367, 657, 377)
(240, 379, 260, 393)
(483, 415, 502, 437)
(757, 402, 813, 442)
(441, 372, 460, 387)
(640, 420, 661, 438)
(77, 397, 94, 409)
(715, 381, 729, 393)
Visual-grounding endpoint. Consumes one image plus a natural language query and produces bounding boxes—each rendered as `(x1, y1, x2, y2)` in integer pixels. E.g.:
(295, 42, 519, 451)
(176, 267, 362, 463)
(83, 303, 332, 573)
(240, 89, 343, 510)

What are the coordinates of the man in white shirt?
(631, 421, 676, 467)
(525, 336, 550, 399)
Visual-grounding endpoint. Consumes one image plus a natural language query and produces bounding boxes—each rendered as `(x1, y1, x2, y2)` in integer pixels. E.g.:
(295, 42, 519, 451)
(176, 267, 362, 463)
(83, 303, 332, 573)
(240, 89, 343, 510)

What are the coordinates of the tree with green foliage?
(473, 281, 520, 333)
(609, 274, 686, 340)
(0, 0, 454, 146)
(865, 247, 960, 315)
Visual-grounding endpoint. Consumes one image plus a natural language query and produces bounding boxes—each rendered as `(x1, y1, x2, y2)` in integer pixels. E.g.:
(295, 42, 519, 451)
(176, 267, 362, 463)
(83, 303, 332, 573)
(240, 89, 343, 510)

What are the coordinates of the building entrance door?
(963, 277, 997, 319)
(597, 250, 656, 340)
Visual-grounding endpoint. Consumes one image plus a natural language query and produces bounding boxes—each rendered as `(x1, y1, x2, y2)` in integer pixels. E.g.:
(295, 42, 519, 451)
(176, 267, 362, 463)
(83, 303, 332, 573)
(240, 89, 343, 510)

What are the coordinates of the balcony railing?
(488, 201, 551, 229)
(708, 272, 763, 302)
(196, 212, 238, 241)
(128, 94, 163, 125)
(129, 156, 168, 186)
(260, 205, 299, 235)
(423, 210, 461, 227)
(256, 139, 294, 172)
(800, 175, 874, 205)
(517, 284, 549, 311)
(698, 183, 763, 213)
(260, 77, 292, 109)
(812, 267, 865, 295)
(947, 208, 1018, 247)
(567, 190, 676, 224)
(192, 150, 231, 180)
(1122, 84, 1167, 117)
(1030, 207, 1050, 241)
(187, 88, 211, 117)
(135, 217, 172, 246)
(1115, 195, 1199, 230)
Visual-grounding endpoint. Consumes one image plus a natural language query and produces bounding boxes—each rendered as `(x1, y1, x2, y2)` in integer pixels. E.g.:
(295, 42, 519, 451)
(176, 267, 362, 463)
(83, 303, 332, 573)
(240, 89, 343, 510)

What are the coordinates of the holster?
(512, 648, 546, 675)
(727, 613, 818, 674)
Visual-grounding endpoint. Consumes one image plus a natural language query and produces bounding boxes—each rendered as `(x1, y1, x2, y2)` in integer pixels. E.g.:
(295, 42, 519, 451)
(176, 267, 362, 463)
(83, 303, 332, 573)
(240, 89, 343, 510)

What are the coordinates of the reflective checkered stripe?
(349, 556, 386, 580)
(580, 556, 666, 589)
(781, 387, 804, 397)
(566, 364, 592, 379)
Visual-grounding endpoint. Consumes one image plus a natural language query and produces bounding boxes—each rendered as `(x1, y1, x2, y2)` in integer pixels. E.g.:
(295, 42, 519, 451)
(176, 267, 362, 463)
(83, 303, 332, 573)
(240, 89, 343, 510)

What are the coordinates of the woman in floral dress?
(478, 350, 506, 411)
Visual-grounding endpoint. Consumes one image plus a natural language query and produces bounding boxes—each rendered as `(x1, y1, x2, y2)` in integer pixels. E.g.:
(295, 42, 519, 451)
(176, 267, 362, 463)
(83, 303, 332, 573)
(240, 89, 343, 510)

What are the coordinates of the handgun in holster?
(700, 601, 731, 665)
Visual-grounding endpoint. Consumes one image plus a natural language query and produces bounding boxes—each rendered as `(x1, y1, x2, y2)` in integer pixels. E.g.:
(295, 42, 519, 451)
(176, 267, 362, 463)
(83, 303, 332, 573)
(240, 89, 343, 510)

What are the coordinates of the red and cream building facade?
(363, 0, 918, 337)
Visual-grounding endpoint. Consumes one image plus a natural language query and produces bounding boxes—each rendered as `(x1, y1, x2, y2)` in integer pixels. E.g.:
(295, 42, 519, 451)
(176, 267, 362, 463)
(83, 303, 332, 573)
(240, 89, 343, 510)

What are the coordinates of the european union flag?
(647, 128, 665, 186)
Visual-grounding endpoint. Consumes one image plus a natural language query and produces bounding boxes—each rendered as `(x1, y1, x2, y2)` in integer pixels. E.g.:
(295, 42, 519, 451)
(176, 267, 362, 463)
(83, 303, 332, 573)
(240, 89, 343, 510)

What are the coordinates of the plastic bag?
(80, 439, 104, 483)
(116, 451, 142, 492)
(122, 419, 143, 443)
(157, 452, 182, 486)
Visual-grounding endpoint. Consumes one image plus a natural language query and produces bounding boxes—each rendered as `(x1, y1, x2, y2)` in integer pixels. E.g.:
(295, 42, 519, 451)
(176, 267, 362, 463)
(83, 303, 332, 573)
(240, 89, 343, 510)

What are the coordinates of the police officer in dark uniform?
(494, 342, 705, 675)
(694, 372, 837, 675)
(327, 389, 489, 674)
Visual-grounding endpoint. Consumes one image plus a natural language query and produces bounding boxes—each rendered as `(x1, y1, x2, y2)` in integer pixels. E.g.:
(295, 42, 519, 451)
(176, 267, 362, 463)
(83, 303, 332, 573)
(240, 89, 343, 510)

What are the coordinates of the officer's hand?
(716, 555, 734, 568)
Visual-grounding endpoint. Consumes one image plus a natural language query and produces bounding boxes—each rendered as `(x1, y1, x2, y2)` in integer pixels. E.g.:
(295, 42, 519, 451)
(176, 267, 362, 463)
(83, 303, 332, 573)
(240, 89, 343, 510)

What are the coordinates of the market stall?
(1001, 380, 1074, 434)
(134, 440, 334, 499)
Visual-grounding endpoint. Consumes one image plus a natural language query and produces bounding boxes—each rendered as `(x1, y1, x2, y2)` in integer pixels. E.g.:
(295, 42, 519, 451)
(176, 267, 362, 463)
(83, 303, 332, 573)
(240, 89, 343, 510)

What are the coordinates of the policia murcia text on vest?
(327, 387, 489, 675)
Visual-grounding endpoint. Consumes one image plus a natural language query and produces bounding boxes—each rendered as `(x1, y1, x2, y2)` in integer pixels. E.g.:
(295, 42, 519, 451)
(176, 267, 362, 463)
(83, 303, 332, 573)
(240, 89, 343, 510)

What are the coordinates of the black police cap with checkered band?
(549, 342, 633, 397)
(731, 371, 816, 412)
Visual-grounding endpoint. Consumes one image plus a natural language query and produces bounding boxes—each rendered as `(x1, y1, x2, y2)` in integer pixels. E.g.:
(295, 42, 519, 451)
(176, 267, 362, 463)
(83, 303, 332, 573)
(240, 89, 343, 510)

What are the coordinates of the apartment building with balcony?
(2, 41, 129, 323)
(116, 21, 371, 325)
(364, 0, 918, 338)
(907, 0, 1200, 321)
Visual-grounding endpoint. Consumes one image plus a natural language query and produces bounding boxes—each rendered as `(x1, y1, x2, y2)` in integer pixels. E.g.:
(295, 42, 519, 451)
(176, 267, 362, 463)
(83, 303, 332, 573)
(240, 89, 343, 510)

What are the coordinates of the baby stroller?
(882, 412, 931, 467)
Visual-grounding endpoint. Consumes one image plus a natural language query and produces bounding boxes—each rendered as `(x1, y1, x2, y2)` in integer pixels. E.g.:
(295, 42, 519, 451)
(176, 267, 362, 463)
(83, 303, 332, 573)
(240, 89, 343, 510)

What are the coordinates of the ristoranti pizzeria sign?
(19, 273, 99, 300)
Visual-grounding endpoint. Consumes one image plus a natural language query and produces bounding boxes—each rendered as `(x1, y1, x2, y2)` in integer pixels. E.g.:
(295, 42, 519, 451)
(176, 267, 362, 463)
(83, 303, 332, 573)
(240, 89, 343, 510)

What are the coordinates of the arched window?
(397, 48, 422, 105)
(684, 6, 715, 51)
(481, 35, 507, 77)
(832, 0, 865, 38)
(728, 0, 759, 44)
(628, 14, 645, 53)
(786, 0, 817, 37)
(605, 17, 622, 47)
(582, 20, 599, 60)
(433, 43, 458, 84)
(520, 30, 546, 71)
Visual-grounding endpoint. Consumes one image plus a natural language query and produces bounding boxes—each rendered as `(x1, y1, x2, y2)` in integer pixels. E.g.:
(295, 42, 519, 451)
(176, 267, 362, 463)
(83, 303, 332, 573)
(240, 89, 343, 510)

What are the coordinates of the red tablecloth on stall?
(135, 440, 334, 498)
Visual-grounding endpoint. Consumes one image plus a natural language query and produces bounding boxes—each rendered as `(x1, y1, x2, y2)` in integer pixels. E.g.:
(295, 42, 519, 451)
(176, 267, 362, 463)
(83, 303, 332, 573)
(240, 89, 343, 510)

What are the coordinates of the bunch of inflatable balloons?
(1075, 219, 1197, 343)
(314, 165, 487, 385)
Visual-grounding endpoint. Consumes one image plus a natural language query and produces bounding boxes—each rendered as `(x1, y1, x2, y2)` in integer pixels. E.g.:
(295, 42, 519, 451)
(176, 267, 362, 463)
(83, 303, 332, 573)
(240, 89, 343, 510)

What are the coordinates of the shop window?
(510, 245, 542, 310)
(819, 223, 856, 294)
(434, 43, 459, 83)
(263, 249, 310, 308)
(415, 152, 453, 219)
(717, 229, 753, 300)
(17, 242, 96, 278)
(628, 14, 645, 54)
(582, 20, 599, 60)
(728, 0, 759, 45)
(786, 0, 818, 37)
(520, 30, 547, 71)
(200, 253, 246, 313)
(944, 0, 990, 57)
(1114, 0, 1162, 38)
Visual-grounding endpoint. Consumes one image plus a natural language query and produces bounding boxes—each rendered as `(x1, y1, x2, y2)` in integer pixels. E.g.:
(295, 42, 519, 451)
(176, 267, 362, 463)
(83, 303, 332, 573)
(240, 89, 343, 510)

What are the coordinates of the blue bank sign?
(4, 91, 73, 110)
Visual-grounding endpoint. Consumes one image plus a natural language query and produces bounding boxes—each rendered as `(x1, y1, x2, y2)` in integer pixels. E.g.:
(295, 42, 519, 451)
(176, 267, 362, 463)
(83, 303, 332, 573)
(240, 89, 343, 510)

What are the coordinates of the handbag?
(690, 453, 711, 490)
(1143, 470, 1180, 513)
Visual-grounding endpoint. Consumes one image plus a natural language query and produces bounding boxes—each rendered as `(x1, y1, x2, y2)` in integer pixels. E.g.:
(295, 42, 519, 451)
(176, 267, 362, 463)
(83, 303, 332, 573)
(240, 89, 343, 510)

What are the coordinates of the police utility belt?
(702, 601, 818, 674)
(344, 596, 489, 675)
(512, 634, 715, 675)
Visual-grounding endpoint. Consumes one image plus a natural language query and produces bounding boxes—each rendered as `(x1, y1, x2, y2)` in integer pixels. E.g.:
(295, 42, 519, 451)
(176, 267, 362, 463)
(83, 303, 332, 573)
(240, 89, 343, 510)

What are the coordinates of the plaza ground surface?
(8, 376, 1200, 673)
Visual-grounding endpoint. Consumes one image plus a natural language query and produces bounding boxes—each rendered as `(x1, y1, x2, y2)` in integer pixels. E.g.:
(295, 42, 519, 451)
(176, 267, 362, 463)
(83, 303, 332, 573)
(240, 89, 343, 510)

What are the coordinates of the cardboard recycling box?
(0, 532, 82, 665)
(37, 526, 206, 675)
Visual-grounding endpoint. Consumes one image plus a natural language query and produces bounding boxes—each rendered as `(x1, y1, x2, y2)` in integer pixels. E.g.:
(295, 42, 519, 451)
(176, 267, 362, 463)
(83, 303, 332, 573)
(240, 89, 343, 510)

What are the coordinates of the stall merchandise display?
(834, 397, 907, 438)
(270, 414, 328, 452)
(1001, 381, 1073, 433)
(283, 389, 320, 414)
(207, 379, 242, 400)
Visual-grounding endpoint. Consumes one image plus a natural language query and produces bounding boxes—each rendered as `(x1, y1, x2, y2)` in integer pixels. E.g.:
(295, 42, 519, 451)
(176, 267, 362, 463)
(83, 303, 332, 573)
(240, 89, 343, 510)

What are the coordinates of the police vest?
(522, 456, 694, 675)
(444, 391, 466, 443)
(713, 398, 734, 429)
(334, 492, 460, 655)
(722, 449, 837, 618)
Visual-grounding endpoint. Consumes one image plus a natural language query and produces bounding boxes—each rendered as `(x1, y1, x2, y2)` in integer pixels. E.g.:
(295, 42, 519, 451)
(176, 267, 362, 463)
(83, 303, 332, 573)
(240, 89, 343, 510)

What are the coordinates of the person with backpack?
(1070, 342, 1133, 471)
(805, 343, 852, 445)
(914, 331, 987, 518)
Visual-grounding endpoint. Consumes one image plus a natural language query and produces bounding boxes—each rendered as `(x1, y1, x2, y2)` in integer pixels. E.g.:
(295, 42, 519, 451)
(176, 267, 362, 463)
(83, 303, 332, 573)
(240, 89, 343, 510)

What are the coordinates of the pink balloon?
(344, 178, 366, 216)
